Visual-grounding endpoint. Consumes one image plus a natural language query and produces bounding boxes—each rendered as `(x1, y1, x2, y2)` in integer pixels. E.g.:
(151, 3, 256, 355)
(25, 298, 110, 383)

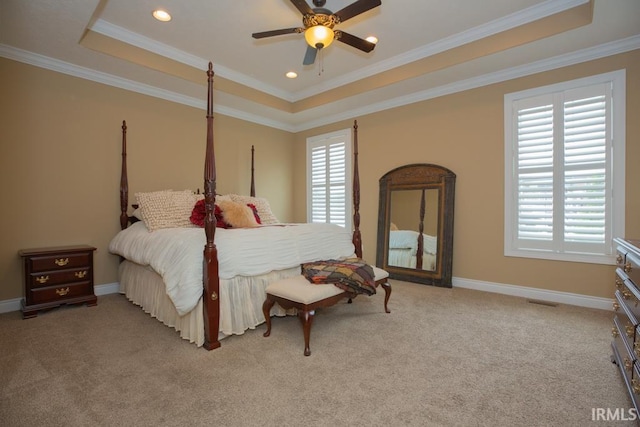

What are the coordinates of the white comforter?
(109, 222, 355, 316)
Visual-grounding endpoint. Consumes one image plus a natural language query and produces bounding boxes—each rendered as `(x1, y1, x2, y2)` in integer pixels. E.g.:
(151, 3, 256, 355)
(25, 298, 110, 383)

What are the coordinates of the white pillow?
(135, 190, 200, 231)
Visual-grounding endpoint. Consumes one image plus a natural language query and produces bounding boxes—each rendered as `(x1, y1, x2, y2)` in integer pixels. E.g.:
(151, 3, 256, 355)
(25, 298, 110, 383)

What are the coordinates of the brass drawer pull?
(75, 271, 87, 279)
(612, 327, 619, 338)
(35, 275, 49, 284)
(635, 342, 640, 358)
(617, 254, 624, 264)
(55, 258, 69, 266)
(55, 287, 70, 296)
(626, 325, 635, 338)
(622, 289, 633, 300)
(625, 262, 633, 274)
(613, 302, 620, 311)
(616, 278, 624, 289)
(624, 357, 633, 370)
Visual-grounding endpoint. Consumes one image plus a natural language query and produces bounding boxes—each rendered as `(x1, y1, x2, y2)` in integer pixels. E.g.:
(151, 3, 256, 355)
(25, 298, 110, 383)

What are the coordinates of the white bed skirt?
(388, 249, 437, 271)
(118, 261, 297, 347)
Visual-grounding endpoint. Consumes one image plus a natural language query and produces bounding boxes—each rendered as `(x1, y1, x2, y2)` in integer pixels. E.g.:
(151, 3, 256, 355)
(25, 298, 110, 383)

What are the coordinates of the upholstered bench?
(262, 267, 391, 356)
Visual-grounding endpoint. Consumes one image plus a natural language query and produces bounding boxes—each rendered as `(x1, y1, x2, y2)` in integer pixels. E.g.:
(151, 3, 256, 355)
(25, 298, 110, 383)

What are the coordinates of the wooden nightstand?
(19, 245, 97, 319)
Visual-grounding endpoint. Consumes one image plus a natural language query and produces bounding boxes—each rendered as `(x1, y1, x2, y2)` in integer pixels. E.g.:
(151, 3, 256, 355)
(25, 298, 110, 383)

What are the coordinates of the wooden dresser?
(612, 238, 640, 411)
(19, 245, 97, 318)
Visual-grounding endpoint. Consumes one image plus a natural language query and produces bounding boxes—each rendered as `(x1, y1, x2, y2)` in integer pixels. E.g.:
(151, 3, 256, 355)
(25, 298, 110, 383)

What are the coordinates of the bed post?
(250, 145, 256, 197)
(416, 189, 426, 270)
(120, 120, 129, 230)
(203, 62, 221, 351)
(352, 120, 363, 259)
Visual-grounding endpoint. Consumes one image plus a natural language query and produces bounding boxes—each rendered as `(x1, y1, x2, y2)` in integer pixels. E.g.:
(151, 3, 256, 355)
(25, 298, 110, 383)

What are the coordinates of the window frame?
(306, 128, 353, 230)
(504, 70, 625, 265)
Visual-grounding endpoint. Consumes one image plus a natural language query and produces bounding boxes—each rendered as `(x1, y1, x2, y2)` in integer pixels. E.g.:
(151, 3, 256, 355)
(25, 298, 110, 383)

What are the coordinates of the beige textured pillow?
(135, 190, 200, 231)
(229, 194, 279, 224)
(218, 199, 259, 228)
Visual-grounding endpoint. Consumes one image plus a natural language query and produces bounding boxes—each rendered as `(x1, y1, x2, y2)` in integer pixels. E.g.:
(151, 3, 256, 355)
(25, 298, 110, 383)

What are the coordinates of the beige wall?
(1, 49, 638, 303)
(0, 58, 294, 301)
(294, 50, 640, 299)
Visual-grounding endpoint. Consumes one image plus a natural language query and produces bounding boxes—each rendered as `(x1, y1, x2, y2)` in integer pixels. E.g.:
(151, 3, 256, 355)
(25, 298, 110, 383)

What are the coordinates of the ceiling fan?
(252, 0, 382, 66)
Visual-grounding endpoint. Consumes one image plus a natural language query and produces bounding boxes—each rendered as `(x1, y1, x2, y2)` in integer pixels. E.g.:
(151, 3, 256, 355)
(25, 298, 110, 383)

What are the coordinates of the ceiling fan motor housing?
(303, 12, 338, 29)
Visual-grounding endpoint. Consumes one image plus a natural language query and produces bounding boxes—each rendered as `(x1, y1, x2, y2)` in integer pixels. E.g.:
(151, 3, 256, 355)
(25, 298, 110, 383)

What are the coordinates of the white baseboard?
(95, 282, 120, 296)
(0, 297, 22, 314)
(0, 278, 613, 314)
(453, 277, 613, 311)
(0, 282, 120, 314)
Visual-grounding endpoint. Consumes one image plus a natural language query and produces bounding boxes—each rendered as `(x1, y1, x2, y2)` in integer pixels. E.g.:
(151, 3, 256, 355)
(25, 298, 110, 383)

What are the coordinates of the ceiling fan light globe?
(305, 25, 334, 49)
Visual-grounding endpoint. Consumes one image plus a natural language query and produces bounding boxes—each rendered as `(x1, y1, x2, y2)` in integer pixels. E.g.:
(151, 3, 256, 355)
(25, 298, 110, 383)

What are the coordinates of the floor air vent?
(527, 299, 558, 307)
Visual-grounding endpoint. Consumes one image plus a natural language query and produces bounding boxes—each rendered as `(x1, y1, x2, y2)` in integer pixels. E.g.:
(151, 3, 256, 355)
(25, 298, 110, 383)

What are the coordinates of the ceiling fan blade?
(333, 0, 381, 23)
(252, 27, 304, 39)
(290, 0, 314, 15)
(303, 45, 317, 65)
(335, 31, 376, 52)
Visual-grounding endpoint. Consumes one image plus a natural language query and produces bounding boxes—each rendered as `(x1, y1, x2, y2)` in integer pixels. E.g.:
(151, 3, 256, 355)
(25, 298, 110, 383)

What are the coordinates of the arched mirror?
(376, 164, 456, 287)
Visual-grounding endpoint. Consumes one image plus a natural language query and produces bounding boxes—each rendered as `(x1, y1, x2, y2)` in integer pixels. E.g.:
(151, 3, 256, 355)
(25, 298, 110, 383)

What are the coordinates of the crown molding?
(292, 35, 640, 132)
(2, 35, 638, 133)
(90, 0, 588, 103)
(90, 19, 296, 102)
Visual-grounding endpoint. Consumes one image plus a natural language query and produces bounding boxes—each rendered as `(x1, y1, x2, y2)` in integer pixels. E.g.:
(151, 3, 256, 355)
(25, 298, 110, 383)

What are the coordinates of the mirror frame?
(376, 164, 456, 287)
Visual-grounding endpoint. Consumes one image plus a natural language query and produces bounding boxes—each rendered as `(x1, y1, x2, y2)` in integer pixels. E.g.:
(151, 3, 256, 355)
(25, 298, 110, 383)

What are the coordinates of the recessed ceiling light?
(152, 9, 171, 22)
(286, 71, 298, 79)
(366, 36, 378, 44)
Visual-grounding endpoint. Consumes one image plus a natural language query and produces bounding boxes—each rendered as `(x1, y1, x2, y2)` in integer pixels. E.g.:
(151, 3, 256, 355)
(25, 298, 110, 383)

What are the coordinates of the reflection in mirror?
(377, 164, 456, 287)
(388, 189, 438, 271)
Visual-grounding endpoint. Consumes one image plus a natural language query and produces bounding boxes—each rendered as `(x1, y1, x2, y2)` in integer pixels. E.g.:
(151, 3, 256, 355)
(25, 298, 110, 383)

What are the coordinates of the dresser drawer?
(28, 252, 92, 272)
(625, 252, 640, 289)
(615, 290, 639, 332)
(613, 315, 636, 378)
(616, 276, 640, 323)
(28, 281, 93, 305)
(28, 267, 92, 289)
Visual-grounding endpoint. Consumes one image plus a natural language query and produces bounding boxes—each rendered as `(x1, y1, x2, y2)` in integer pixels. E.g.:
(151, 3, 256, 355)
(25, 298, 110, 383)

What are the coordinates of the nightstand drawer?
(28, 252, 92, 272)
(29, 281, 93, 305)
(28, 267, 91, 288)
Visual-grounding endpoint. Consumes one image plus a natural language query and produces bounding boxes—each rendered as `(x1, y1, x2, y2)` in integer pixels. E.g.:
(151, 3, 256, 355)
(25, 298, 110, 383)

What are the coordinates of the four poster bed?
(110, 62, 376, 350)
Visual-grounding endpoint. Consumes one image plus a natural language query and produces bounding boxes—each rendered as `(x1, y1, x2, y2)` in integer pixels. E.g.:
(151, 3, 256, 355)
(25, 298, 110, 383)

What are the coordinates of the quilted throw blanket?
(301, 258, 376, 297)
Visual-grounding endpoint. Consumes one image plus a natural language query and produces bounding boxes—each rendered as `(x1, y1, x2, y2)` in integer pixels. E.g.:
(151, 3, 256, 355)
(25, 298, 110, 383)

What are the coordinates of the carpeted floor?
(0, 280, 634, 426)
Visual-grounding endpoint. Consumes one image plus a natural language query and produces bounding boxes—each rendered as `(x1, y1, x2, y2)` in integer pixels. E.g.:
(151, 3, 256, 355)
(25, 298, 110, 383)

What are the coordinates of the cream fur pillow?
(229, 194, 279, 224)
(136, 190, 200, 231)
(218, 199, 259, 228)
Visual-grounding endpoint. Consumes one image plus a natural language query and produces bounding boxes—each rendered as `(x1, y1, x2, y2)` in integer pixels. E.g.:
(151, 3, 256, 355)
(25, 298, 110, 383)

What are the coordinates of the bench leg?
(381, 281, 391, 313)
(263, 297, 276, 337)
(298, 309, 315, 356)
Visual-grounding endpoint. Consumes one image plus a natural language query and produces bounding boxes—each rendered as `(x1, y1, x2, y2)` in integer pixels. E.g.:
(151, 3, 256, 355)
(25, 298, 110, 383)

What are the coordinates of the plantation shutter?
(511, 83, 611, 255)
(307, 130, 352, 228)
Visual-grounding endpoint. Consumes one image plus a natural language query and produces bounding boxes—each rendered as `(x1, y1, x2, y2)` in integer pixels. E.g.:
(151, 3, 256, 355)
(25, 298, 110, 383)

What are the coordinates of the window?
(504, 70, 625, 264)
(306, 128, 352, 229)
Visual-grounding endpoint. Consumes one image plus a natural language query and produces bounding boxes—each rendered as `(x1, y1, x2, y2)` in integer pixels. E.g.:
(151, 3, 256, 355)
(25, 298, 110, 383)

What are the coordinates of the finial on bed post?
(352, 120, 363, 259)
(203, 62, 221, 351)
(119, 120, 129, 230)
(250, 145, 256, 197)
